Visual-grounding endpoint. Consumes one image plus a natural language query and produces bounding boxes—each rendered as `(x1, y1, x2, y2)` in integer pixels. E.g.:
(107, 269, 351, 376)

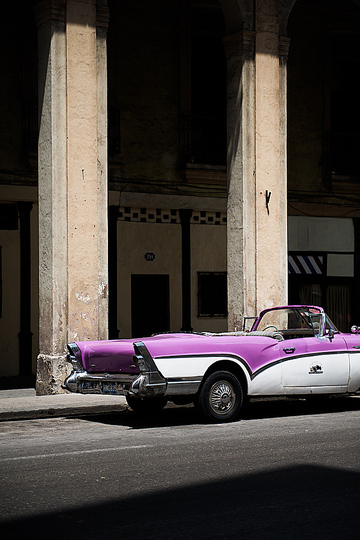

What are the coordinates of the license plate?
(81, 382, 101, 394)
(103, 382, 118, 395)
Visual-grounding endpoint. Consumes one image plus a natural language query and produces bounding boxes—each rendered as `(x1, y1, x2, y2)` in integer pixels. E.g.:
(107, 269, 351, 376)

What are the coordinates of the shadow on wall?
(0, 375, 36, 390)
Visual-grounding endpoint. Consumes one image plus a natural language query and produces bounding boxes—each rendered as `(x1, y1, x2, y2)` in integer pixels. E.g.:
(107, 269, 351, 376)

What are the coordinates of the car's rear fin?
(131, 341, 167, 396)
(67, 342, 84, 372)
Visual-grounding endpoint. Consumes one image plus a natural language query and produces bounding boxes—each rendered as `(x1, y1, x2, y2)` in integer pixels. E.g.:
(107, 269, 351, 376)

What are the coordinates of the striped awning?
(288, 255, 324, 275)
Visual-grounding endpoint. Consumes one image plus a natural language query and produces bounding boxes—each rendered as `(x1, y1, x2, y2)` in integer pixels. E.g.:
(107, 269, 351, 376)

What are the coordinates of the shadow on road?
(75, 394, 360, 429)
(2, 464, 359, 539)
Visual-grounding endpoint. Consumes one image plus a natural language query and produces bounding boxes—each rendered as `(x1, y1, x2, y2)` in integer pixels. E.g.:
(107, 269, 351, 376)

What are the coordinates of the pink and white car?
(64, 305, 360, 422)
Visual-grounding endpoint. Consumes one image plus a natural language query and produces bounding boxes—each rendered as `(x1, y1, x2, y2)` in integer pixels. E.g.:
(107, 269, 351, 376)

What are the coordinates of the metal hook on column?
(265, 190, 271, 214)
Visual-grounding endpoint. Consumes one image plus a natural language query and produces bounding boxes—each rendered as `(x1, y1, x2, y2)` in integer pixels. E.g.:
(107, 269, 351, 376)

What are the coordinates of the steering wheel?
(263, 325, 279, 332)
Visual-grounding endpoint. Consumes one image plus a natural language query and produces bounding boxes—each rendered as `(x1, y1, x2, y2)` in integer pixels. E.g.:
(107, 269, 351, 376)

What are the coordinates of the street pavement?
(0, 387, 127, 422)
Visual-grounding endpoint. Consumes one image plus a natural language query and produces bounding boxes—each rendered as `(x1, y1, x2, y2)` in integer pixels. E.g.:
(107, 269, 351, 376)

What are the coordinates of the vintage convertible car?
(64, 305, 360, 422)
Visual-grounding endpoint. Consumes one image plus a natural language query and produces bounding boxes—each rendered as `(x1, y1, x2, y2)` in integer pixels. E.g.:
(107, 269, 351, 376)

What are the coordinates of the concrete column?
(35, 0, 69, 394)
(225, 31, 256, 331)
(96, 3, 109, 340)
(254, 0, 287, 313)
(67, 0, 99, 343)
(226, 0, 289, 329)
(35, 0, 109, 394)
(279, 36, 291, 308)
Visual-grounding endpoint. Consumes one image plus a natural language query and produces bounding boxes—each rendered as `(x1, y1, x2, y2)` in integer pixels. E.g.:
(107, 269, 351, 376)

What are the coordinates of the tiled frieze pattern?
(118, 207, 227, 225)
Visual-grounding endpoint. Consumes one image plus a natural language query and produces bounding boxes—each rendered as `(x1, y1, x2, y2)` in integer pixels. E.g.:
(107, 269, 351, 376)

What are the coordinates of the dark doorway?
(131, 274, 170, 338)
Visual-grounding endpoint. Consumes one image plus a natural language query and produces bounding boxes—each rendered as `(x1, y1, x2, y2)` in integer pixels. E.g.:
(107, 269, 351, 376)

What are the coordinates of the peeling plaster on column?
(98, 281, 108, 299)
(75, 292, 92, 304)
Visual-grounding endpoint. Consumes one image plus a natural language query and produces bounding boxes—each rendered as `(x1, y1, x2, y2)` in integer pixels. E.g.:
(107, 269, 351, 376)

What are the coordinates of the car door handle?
(352, 345, 360, 349)
(283, 347, 295, 354)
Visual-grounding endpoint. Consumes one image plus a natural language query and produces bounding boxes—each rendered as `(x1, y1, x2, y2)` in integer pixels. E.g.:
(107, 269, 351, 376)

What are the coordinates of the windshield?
(253, 306, 339, 336)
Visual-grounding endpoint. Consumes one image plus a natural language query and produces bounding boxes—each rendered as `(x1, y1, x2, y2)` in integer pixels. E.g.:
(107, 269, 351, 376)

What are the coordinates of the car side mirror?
(351, 325, 360, 334)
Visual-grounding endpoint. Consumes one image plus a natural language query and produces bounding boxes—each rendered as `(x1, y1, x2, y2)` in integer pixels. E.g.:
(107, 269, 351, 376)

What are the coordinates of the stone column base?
(36, 354, 72, 395)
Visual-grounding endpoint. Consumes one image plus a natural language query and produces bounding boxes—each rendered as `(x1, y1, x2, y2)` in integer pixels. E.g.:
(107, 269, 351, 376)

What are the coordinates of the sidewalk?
(0, 388, 127, 422)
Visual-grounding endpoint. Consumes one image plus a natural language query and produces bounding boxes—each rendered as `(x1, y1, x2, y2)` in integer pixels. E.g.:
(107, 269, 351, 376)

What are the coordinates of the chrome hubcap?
(209, 380, 235, 415)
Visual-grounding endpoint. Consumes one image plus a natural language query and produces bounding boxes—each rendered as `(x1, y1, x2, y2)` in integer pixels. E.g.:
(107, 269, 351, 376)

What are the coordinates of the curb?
(0, 392, 128, 422)
(0, 404, 127, 422)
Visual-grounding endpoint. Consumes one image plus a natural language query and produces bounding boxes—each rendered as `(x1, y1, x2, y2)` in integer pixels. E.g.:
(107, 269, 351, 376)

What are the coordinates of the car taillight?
(67, 343, 84, 371)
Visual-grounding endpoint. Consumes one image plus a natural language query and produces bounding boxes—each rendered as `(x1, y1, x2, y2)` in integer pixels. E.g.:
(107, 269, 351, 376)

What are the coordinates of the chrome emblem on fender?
(309, 364, 323, 374)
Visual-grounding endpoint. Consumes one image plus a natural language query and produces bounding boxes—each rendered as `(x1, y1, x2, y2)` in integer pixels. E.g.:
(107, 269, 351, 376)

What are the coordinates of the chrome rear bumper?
(63, 371, 140, 395)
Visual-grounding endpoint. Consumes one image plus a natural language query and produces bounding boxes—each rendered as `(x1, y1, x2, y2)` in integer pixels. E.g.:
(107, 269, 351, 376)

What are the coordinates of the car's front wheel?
(126, 394, 168, 415)
(198, 370, 243, 423)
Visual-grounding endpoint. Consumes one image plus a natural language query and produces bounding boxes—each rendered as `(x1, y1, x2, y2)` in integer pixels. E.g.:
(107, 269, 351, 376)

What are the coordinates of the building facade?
(0, 0, 359, 392)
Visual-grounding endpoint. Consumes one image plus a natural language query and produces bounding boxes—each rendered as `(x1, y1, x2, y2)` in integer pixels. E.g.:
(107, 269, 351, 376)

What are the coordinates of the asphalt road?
(1, 397, 360, 540)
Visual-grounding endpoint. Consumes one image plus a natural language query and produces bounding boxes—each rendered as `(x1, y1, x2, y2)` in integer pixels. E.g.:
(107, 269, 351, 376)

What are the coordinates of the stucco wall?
(287, 1, 360, 199)
(117, 220, 182, 337)
(0, 229, 20, 377)
(108, 0, 181, 183)
(287, 3, 324, 193)
(0, 192, 38, 379)
(117, 216, 227, 336)
(31, 202, 39, 373)
(191, 223, 227, 332)
(288, 216, 354, 252)
(0, 3, 37, 172)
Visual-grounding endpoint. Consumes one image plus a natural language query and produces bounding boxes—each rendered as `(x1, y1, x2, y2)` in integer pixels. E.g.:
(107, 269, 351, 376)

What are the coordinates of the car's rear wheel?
(198, 370, 243, 423)
(126, 394, 168, 415)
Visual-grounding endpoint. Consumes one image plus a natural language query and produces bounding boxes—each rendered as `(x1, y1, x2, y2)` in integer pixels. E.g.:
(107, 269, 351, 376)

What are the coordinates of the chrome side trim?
(166, 377, 202, 395)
